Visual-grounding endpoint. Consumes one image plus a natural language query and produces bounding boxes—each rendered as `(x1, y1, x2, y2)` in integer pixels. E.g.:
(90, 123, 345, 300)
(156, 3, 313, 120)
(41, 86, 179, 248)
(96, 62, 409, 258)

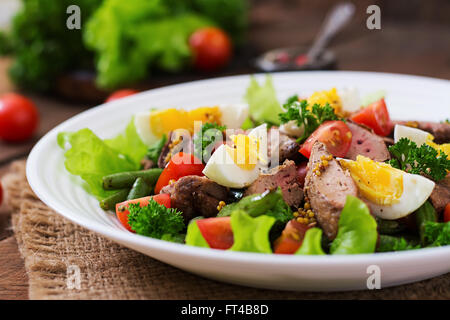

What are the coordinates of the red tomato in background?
(105, 89, 139, 102)
(350, 98, 392, 136)
(0, 93, 39, 142)
(115, 193, 171, 232)
(154, 153, 205, 194)
(274, 219, 311, 254)
(444, 203, 450, 223)
(299, 120, 352, 158)
(189, 27, 232, 72)
(196, 217, 233, 250)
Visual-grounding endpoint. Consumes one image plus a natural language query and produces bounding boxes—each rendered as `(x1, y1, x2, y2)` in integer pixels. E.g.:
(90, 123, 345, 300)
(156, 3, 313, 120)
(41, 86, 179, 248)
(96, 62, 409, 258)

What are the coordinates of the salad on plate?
(57, 75, 450, 255)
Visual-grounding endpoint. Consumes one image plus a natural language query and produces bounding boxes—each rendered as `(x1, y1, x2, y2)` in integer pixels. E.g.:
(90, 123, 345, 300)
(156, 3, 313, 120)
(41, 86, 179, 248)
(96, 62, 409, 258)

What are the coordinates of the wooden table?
(1, 13, 449, 299)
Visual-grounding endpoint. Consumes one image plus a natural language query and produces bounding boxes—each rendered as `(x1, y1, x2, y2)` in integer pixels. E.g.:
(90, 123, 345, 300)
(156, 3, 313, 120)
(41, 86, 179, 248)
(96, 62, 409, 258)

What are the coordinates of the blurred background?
(0, 0, 449, 161)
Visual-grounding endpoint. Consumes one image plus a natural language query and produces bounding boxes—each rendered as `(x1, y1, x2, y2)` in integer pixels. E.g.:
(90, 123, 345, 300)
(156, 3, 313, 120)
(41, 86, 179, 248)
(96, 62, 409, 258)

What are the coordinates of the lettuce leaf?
(229, 210, 275, 253)
(295, 228, 326, 255)
(185, 220, 210, 248)
(57, 118, 146, 200)
(330, 195, 378, 254)
(244, 75, 283, 126)
(361, 90, 386, 106)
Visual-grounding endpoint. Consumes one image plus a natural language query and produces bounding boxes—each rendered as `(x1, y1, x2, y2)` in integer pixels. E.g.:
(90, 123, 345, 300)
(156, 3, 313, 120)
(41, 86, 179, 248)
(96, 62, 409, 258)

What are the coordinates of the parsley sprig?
(278, 96, 339, 143)
(128, 200, 185, 242)
(193, 122, 226, 163)
(388, 138, 450, 181)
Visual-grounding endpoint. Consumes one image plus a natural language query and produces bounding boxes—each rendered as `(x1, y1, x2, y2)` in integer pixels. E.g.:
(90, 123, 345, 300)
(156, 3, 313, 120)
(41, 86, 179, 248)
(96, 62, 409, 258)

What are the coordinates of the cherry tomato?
(444, 203, 450, 223)
(0, 93, 39, 142)
(189, 27, 232, 72)
(196, 217, 233, 250)
(274, 219, 311, 254)
(350, 98, 392, 136)
(115, 194, 171, 232)
(154, 152, 205, 194)
(105, 89, 139, 103)
(299, 120, 352, 158)
(297, 162, 308, 187)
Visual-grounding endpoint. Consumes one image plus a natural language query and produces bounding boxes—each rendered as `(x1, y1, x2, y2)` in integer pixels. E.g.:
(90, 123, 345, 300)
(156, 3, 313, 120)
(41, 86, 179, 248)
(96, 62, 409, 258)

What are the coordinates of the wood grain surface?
(0, 2, 449, 299)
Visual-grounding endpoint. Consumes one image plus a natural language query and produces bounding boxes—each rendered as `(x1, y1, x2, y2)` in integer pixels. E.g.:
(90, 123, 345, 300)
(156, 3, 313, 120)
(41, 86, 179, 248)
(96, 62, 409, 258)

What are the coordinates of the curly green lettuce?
(57, 118, 147, 200)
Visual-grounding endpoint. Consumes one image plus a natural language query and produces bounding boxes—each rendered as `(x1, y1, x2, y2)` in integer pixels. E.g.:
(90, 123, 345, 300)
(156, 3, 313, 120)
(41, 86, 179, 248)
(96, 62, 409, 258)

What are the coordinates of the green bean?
(415, 201, 437, 245)
(376, 218, 405, 235)
(377, 235, 419, 252)
(127, 177, 151, 200)
(218, 189, 281, 217)
(99, 189, 130, 211)
(102, 168, 163, 190)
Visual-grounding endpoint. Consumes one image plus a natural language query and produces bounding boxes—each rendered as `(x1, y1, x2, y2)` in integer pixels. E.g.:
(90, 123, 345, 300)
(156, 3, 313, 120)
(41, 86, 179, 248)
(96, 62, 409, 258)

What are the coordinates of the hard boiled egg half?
(394, 124, 450, 158)
(202, 124, 268, 188)
(340, 155, 435, 220)
(135, 104, 248, 145)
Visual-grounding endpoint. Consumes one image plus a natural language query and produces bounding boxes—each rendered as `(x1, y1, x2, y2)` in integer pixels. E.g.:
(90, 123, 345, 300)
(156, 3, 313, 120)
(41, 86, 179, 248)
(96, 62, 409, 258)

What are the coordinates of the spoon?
(254, 2, 355, 71)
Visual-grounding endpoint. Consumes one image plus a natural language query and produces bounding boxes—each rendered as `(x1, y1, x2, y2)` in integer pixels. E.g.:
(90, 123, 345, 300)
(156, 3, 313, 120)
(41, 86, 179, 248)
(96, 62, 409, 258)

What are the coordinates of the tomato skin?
(274, 219, 311, 254)
(0, 93, 39, 142)
(115, 194, 171, 232)
(105, 89, 139, 102)
(444, 203, 450, 223)
(189, 27, 232, 72)
(350, 98, 392, 136)
(297, 162, 308, 187)
(299, 120, 352, 158)
(197, 217, 233, 250)
(154, 153, 205, 194)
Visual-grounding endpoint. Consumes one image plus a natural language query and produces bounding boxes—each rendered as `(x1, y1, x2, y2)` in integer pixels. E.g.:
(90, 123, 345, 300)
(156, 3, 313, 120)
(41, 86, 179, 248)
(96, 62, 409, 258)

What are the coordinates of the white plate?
(27, 71, 450, 291)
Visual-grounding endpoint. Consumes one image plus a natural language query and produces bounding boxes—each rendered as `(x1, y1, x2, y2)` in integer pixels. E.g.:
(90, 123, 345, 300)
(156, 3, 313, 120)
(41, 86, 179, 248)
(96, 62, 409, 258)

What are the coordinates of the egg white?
(134, 111, 159, 146)
(219, 103, 249, 129)
(394, 124, 430, 146)
(365, 172, 435, 220)
(202, 144, 260, 188)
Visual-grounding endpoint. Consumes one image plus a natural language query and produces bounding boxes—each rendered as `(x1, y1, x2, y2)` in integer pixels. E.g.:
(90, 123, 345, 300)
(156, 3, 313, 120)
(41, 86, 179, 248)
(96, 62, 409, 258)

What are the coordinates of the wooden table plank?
(0, 237, 28, 300)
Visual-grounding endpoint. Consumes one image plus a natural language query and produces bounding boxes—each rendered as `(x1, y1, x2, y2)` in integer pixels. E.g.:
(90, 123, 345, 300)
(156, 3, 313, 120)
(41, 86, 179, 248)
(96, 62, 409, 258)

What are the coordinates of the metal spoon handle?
(307, 2, 355, 61)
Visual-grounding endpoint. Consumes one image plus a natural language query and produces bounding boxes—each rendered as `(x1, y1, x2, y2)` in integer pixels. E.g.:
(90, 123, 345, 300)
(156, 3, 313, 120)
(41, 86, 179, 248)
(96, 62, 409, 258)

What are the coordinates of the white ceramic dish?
(26, 71, 450, 291)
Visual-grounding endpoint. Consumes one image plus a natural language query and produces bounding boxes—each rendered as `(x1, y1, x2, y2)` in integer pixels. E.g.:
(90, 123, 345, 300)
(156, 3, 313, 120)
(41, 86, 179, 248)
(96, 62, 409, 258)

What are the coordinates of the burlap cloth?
(3, 160, 449, 299)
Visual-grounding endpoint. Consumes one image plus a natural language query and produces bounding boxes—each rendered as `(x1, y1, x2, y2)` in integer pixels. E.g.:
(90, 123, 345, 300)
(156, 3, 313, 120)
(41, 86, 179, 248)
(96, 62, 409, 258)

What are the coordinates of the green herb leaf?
(388, 138, 450, 181)
(229, 210, 275, 253)
(423, 221, 450, 247)
(377, 235, 420, 252)
(146, 134, 167, 164)
(193, 122, 226, 163)
(278, 99, 339, 143)
(330, 196, 378, 254)
(295, 228, 326, 255)
(128, 200, 185, 239)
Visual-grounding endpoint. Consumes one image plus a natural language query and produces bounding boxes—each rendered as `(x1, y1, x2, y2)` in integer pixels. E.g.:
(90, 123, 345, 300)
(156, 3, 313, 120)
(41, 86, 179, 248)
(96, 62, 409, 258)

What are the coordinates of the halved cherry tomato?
(196, 217, 233, 250)
(154, 152, 205, 194)
(274, 219, 311, 254)
(444, 203, 450, 223)
(350, 98, 392, 136)
(297, 162, 308, 187)
(105, 89, 139, 102)
(115, 193, 171, 232)
(299, 120, 352, 158)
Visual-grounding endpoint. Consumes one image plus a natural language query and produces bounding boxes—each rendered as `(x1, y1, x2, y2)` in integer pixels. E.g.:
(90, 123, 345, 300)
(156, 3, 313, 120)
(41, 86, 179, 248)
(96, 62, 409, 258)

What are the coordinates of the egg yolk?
(149, 107, 221, 137)
(226, 134, 259, 170)
(307, 88, 342, 115)
(425, 135, 450, 160)
(340, 155, 404, 206)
